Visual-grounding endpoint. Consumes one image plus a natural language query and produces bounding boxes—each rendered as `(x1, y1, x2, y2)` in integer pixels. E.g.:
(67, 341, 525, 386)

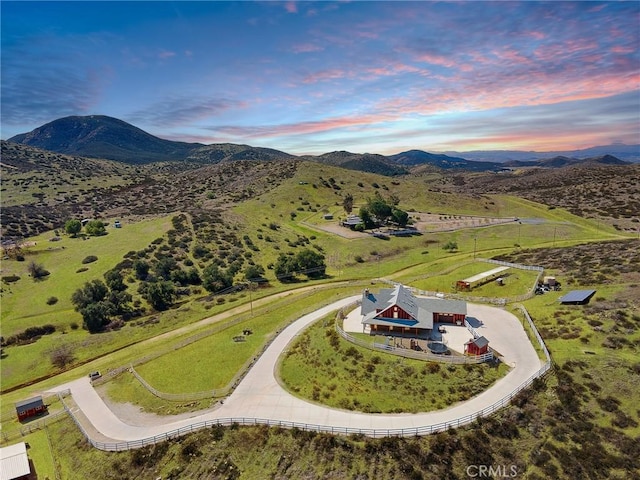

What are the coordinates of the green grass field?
(407, 260, 540, 297)
(1, 215, 173, 335)
(100, 285, 364, 413)
(279, 314, 509, 413)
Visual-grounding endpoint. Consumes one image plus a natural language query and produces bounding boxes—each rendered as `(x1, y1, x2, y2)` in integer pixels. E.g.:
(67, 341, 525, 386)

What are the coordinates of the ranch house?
(361, 284, 467, 336)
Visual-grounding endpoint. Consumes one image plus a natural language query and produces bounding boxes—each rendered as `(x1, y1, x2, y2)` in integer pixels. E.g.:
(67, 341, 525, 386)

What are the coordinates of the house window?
(394, 311, 398, 318)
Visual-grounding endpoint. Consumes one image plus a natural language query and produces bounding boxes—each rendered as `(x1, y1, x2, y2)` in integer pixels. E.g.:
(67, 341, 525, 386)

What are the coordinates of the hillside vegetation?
(1, 141, 639, 479)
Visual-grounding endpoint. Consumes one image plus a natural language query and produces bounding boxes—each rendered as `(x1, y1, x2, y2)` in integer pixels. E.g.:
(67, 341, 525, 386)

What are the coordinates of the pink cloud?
(611, 45, 635, 54)
(416, 53, 457, 69)
(301, 68, 351, 84)
(363, 62, 431, 79)
(285, 1, 297, 14)
(526, 31, 546, 40)
(212, 113, 396, 139)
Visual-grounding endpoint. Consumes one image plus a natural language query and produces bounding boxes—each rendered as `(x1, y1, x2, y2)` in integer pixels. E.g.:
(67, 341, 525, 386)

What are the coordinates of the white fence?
(56, 303, 551, 451)
(335, 320, 494, 364)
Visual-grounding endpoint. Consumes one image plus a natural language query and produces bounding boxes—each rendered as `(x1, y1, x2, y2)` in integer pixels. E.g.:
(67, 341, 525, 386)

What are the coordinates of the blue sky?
(1, 1, 639, 155)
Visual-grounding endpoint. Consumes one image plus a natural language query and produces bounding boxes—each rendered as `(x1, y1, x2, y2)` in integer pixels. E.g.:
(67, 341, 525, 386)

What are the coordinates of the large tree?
(296, 249, 326, 278)
(202, 264, 233, 293)
(71, 278, 132, 332)
(140, 280, 175, 311)
(133, 260, 150, 280)
(392, 208, 409, 227)
(274, 254, 299, 281)
(85, 220, 106, 236)
(104, 269, 127, 292)
(71, 279, 109, 310)
(80, 301, 112, 333)
(358, 207, 376, 229)
(64, 219, 82, 237)
(367, 192, 392, 224)
(244, 264, 266, 281)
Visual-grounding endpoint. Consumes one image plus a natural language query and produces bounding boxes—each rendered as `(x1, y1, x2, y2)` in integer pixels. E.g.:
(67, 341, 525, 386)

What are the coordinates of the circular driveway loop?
(48, 296, 543, 442)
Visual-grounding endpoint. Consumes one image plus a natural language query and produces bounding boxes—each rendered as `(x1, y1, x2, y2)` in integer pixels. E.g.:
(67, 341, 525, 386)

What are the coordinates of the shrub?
(85, 220, 106, 236)
(46, 296, 58, 305)
(50, 344, 75, 369)
(28, 261, 49, 279)
(81, 255, 98, 264)
(1, 275, 20, 284)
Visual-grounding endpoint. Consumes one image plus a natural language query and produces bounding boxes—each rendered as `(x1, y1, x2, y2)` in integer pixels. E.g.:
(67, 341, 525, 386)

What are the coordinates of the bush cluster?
(2, 324, 56, 346)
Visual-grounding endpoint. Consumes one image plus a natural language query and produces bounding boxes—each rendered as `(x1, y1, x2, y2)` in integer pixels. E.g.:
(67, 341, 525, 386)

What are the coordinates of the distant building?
(15, 396, 46, 422)
(114, 220, 121, 228)
(0, 442, 31, 480)
(341, 214, 362, 228)
(361, 284, 467, 335)
(323, 214, 333, 220)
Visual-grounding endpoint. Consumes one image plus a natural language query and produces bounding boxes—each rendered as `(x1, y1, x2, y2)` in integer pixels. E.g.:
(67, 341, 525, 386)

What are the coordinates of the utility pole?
(518, 221, 522, 246)
(553, 227, 557, 247)
(473, 236, 477, 259)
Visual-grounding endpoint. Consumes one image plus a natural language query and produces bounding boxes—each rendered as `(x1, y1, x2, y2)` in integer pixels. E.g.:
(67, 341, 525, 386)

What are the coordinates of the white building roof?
(462, 266, 510, 284)
(0, 442, 30, 480)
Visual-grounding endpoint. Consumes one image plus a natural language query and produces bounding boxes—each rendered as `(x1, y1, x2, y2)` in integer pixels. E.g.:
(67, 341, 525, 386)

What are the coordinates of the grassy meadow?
(1, 157, 639, 479)
(1, 215, 173, 335)
(279, 314, 509, 413)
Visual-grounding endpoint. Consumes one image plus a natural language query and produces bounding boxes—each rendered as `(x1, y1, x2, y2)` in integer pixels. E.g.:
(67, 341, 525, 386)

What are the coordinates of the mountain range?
(7, 115, 636, 174)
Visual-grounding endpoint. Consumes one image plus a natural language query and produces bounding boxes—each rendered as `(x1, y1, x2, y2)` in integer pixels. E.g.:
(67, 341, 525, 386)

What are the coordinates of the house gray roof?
(361, 285, 466, 331)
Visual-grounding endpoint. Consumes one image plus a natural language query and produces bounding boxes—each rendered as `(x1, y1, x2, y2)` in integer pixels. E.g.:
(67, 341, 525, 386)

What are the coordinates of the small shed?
(559, 290, 596, 305)
(15, 396, 46, 421)
(457, 266, 510, 291)
(0, 442, 31, 480)
(323, 214, 333, 220)
(464, 336, 490, 355)
(114, 220, 122, 228)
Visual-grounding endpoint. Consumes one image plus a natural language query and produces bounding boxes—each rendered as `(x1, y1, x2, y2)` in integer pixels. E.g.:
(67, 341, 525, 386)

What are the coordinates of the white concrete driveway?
(48, 296, 544, 443)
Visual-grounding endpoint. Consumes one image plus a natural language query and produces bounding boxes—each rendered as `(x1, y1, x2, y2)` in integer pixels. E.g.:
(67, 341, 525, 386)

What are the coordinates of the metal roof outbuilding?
(558, 290, 597, 305)
(0, 442, 30, 480)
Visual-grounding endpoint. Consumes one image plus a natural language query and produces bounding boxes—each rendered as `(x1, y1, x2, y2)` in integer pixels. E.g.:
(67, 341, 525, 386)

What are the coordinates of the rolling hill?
(8, 115, 198, 164)
(302, 150, 408, 176)
(8, 115, 293, 165)
(7, 115, 637, 174)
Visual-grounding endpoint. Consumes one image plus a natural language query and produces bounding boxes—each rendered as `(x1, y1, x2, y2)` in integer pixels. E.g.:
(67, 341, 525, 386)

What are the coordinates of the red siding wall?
(465, 343, 488, 355)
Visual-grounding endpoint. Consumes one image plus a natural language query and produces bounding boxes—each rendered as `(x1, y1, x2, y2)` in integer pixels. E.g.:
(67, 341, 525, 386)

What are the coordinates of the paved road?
(48, 296, 544, 443)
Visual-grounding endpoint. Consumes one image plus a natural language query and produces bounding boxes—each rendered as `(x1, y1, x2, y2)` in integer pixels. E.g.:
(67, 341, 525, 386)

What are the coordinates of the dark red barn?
(15, 396, 46, 421)
(464, 336, 490, 356)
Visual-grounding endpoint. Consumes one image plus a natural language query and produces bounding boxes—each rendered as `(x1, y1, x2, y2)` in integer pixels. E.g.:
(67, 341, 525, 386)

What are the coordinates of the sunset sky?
(1, 1, 639, 155)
